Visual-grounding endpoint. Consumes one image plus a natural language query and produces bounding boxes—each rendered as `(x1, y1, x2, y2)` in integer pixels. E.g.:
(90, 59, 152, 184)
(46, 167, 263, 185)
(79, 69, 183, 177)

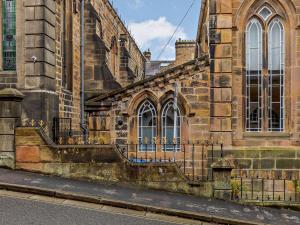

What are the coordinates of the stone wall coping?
(0, 88, 24, 101)
(212, 158, 234, 170)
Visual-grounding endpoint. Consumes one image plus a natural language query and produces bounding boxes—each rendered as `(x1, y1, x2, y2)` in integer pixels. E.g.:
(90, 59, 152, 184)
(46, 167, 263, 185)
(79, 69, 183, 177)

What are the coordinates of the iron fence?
(231, 176, 300, 203)
(116, 142, 220, 182)
(52, 117, 72, 144)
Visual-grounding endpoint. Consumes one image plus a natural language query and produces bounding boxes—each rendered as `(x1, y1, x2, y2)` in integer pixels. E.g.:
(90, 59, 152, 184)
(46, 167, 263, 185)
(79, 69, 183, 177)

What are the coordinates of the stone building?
(0, 0, 145, 130)
(1, 0, 300, 182)
(86, 0, 300, 179)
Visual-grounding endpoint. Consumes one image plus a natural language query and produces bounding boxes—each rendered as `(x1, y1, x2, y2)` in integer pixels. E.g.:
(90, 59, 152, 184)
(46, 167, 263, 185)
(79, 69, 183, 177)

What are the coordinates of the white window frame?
(137, 100, 157, 152)
(161, 100, 181, 151)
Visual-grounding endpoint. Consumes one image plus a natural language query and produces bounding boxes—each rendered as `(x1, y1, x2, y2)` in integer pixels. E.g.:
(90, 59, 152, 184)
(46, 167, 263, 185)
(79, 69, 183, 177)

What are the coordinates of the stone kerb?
(0, 88, 24, 169)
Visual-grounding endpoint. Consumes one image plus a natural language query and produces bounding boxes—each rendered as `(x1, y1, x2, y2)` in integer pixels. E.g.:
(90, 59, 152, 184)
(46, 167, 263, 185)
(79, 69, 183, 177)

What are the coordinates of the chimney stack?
(143, 49, 151, 61)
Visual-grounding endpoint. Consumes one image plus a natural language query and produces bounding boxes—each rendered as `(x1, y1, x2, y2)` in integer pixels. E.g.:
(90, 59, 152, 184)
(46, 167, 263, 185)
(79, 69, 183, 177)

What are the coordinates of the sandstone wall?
(15, 127, 212, 197)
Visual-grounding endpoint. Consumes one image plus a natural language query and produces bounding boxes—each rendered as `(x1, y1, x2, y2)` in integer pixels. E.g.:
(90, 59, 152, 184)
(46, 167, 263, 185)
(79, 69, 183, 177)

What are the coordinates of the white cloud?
(128, 17, 188, 60)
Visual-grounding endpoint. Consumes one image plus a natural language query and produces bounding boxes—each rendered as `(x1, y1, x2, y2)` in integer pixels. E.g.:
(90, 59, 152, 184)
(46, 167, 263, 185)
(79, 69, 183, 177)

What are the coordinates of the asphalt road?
(0, 191, 207, 225)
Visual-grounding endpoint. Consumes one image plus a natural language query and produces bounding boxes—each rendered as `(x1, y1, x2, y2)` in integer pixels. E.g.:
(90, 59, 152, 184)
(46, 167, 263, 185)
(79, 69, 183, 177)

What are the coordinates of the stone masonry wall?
(208, 0, 233, 146)
(55, 0, 81, 130)
(15, 127, 212, 197)
(86, 57, 211, 177)
(85, 0, 145, 96)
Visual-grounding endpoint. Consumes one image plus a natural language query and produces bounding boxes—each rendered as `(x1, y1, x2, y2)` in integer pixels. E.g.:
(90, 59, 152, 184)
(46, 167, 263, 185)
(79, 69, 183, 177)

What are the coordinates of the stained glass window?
(2, 0, 16, 71)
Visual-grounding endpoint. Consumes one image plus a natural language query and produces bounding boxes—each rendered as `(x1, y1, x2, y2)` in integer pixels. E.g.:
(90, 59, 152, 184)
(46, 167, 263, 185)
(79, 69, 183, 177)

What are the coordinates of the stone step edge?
(0, 182, 266, 225)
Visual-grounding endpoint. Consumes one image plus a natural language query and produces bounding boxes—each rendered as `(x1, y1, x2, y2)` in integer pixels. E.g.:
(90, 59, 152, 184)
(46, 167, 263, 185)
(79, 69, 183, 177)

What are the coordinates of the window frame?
(137, 100, 157, 152)
(161, 100, 182, 151)
(2, 0, 16, 71)
(244, 10, 286, 133)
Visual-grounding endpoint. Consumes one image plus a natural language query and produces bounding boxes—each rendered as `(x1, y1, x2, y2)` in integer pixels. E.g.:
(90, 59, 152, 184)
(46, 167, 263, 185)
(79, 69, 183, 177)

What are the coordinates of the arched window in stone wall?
(245, 6, 285, 132)
(137, 100, 157, 151)
(161, 100, 181, 151)
(2, 0, 16, 71)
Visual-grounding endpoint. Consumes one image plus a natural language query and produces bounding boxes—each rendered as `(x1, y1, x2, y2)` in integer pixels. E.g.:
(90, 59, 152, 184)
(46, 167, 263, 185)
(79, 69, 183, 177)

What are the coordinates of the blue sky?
(109, 0, 201, 60)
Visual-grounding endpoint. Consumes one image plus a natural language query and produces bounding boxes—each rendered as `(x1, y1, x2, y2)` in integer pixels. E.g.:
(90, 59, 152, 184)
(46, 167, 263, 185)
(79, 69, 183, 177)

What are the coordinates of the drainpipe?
(80, 0, 88, 140)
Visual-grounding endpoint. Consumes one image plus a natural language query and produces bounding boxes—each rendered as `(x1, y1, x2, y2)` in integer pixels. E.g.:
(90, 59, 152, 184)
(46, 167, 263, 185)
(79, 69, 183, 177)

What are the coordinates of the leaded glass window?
(161, 100, 181, 151)
(268, 19, 285, 132)
(258, 6, 272, 21)
(138, 100, 157, 151)
(2, 0, 16, 71)
(245, 19, 263, 132)
(245, 13, 285, 132)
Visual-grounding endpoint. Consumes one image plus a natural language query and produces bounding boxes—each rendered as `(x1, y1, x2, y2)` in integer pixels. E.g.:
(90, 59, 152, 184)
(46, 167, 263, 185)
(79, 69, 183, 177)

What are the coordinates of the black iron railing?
(231, 176, 300, 203)
(52, 117, 72, 144)
(116, 142, 220, 182)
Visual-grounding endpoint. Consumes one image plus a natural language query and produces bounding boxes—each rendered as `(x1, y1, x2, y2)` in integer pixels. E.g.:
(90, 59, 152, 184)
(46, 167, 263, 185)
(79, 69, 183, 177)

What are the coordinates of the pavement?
(0, 168, 299, 225)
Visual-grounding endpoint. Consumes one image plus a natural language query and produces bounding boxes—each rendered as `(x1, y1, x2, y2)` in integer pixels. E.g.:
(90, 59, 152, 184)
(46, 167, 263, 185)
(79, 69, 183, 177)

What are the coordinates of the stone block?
(210, 118, 221, 131)
(16, 162, 44, 172)
(219, 0, 232, 13)
(244, 150, 260, 158)
(0, 118, 15, 135)
(25, 48, 55, 65)
(253, 159, 275, 169)
(217, 15, 232, 28)
(276, 159, 300, 169)
(210, 59, 232, 73)
(0, 135, 14, 152)
(260, 150, 296, 159)
(221, 118, 232, 131)
(221, 29, 232, 43)
(25, 62, 55, 78)
(16, 146, 40, 163)
(24, 76, 56, 91)
(235, 159, 252, 169)
(211, 103, 231, 117)
(0, 101, 22, 118)
(24, 0, 56, 12)
(211, 74, 232, 87)
(210, 44, 232, 58)
(0, 152, 15, 169)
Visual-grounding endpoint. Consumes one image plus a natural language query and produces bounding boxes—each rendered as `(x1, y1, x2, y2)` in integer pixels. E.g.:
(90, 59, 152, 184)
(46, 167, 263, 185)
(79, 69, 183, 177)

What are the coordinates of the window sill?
(243, 132, 291, 138)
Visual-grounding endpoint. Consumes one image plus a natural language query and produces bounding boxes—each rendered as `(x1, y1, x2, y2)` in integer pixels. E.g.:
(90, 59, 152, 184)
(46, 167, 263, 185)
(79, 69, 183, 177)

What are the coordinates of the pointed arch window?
(138, 100, 157, 151)
(161, 100, 181, 151)
(246, 18, 263, 132)
(245, 14, 285, 132)
(268, 18, 285, 131)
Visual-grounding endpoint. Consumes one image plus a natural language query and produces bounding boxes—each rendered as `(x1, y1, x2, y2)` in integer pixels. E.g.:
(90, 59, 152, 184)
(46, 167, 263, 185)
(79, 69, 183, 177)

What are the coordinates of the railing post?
(262, 178, 264, 202)
(202, 143, 204, 180)
(284, 179, 286, 201)
(192, 142, 195, 181)
(183, 144, 186, 175)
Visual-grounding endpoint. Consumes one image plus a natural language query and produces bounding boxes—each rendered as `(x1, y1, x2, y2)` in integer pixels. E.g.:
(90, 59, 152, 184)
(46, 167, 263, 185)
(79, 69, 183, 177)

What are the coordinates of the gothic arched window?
(138, 100, 157, 151)
(245, 6, 285, 132)
(161, 100, 181, 151)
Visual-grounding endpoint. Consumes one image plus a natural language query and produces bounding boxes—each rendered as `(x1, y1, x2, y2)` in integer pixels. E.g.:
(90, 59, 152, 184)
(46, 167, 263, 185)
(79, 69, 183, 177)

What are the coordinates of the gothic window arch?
(161, 100, 181, 151)
(137, 100, 157, 151)
(245, 6, 285, 132)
